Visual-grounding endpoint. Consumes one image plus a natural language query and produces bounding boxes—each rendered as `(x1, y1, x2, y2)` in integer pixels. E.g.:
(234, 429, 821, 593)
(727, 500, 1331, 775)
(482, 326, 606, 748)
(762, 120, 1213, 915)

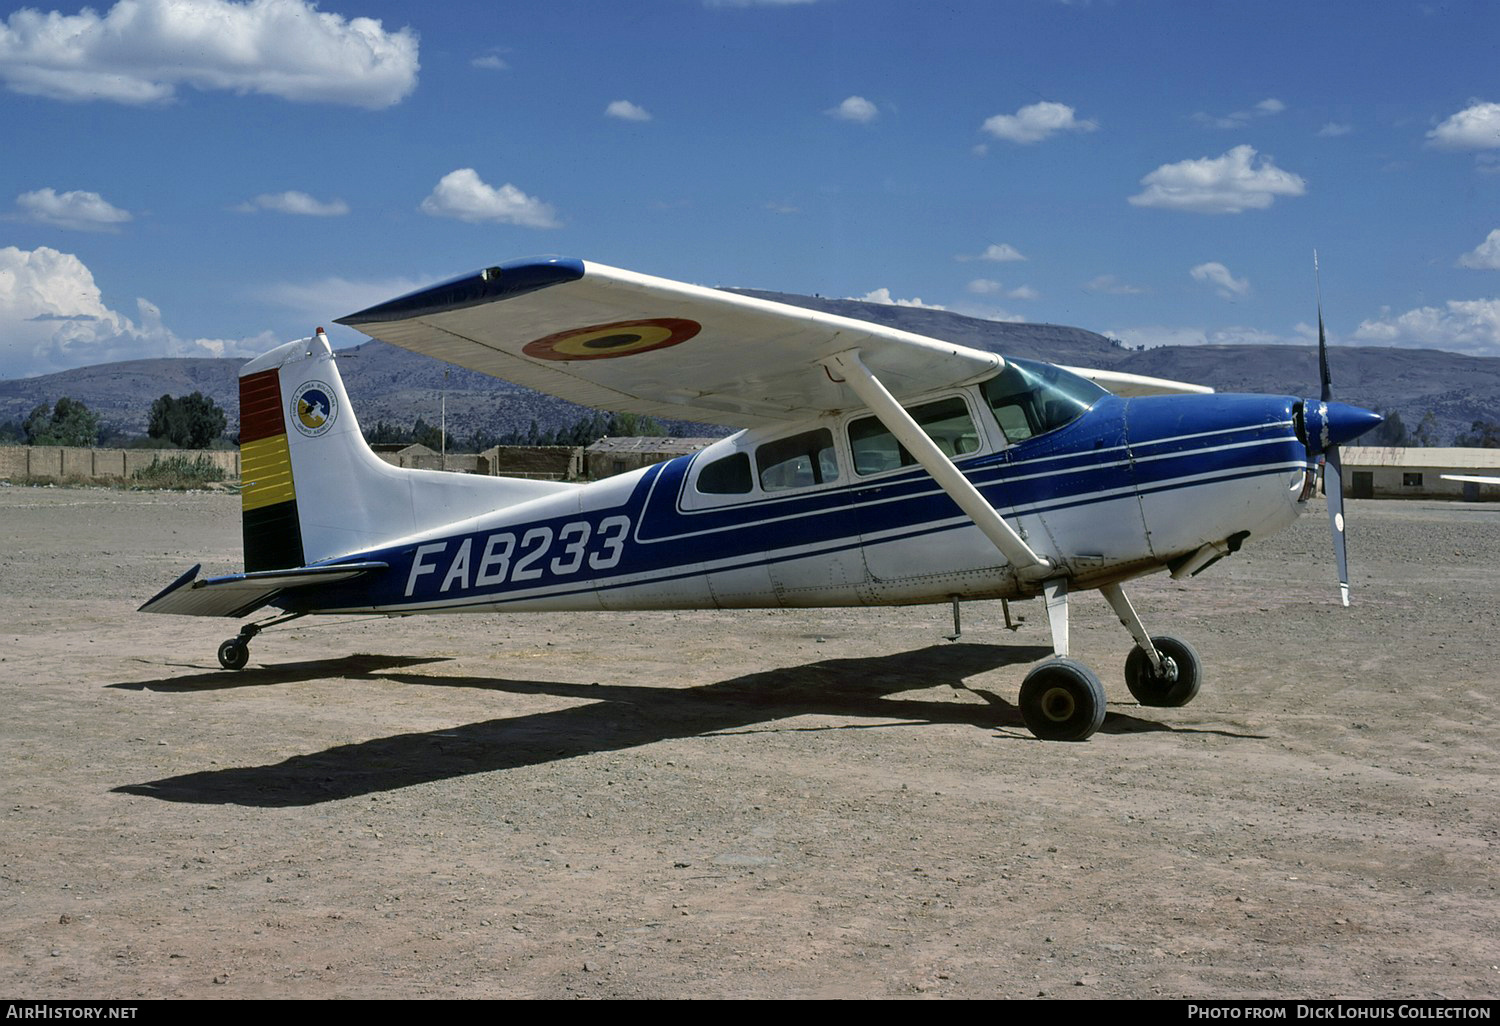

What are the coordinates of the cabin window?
(697, 452, 753, 494)
(981, 358, 1106, 443)
(848, 396, 979, 476)
(756, 428, 839, 491)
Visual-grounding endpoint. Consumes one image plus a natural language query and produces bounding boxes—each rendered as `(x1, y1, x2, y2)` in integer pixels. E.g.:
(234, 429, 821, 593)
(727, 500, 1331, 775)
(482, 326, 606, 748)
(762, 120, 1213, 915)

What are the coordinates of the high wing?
(1059, 366, 1213, 398)
(337, 257, 1002, 428)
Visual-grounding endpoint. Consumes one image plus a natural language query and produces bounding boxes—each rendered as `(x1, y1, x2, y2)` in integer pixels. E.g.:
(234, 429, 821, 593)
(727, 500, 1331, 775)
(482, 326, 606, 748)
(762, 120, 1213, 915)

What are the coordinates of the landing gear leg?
(215, 610, 306, 671)
(1100, 582, 1203, 707)
(1016, 577, 1107, 742)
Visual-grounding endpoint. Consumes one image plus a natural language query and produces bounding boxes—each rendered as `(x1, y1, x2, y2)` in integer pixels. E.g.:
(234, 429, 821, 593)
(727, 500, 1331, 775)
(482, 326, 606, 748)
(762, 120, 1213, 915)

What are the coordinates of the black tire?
(1019, 659, 1106, 741)
(217, 638, 249, 671)
(1124, 634, 1202, 707)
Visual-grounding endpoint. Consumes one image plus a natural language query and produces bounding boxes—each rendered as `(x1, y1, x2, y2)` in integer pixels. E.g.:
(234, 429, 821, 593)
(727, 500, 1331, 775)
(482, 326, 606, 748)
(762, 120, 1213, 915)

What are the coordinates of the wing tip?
(337, 256, 586, 327)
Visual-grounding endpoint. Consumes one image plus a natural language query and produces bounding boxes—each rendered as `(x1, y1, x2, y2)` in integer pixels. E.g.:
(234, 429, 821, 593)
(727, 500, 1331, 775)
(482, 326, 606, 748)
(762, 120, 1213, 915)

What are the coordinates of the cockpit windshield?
(980, 358, 1108, 444)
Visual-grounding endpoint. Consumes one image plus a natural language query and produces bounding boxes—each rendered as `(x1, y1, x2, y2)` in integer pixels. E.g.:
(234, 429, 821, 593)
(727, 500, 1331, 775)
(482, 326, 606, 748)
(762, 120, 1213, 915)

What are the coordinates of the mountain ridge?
(3, 290, 1496, 444)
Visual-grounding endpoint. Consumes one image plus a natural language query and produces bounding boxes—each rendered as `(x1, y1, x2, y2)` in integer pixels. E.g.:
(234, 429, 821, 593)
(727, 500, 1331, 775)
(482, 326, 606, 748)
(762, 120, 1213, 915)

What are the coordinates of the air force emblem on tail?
(291, 381, 337, 436)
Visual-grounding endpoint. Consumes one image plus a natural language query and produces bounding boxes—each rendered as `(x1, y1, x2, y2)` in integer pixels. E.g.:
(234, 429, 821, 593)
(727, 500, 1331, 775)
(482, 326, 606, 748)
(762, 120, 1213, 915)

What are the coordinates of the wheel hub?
(1040, 686, 1076, 722)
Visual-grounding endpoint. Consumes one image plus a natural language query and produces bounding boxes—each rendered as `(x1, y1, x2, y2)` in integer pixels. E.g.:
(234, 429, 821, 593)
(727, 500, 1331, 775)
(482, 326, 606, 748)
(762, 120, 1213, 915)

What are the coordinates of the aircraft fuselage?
(296, 384, 1310, 617)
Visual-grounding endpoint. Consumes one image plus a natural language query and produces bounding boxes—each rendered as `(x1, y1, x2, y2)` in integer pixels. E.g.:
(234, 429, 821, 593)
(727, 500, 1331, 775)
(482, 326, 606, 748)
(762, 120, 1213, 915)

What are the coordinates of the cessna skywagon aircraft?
(140, 257, 1382, 741)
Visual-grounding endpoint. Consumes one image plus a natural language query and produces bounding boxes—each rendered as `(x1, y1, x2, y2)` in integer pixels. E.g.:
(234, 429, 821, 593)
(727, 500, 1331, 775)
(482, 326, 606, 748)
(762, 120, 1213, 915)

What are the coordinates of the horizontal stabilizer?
(138, 562, 387, 618)
(1059, 366, 1214, 398)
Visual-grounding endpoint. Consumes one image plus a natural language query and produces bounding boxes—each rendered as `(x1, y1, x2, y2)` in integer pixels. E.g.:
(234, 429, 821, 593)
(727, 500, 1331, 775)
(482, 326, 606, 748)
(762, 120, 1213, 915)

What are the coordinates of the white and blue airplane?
(140, 257, 1382, 741)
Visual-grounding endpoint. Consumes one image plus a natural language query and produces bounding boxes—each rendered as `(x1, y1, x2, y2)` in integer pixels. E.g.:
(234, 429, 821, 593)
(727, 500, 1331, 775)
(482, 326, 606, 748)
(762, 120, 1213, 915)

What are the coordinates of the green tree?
(363, 420, 412, 445)
(410, 417, 446, 451)
(24, 397, 101, 446)
(1453, 419, 1500, 448)
(1411, 411, 1441, 447)
(147, 392, 228, 449)
(1366, 409, 1409, 447)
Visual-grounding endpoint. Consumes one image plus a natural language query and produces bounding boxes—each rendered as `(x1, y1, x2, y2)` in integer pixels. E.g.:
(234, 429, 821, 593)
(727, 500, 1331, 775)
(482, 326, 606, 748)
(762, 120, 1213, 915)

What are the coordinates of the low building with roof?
(1341, 446, 1500, 501)
(584, 436, 721, 480)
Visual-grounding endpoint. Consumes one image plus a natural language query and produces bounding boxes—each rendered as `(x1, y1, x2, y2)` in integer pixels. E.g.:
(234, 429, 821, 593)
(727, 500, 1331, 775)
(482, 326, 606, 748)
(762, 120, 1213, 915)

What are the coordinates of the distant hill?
(3, 289, 1497, 445)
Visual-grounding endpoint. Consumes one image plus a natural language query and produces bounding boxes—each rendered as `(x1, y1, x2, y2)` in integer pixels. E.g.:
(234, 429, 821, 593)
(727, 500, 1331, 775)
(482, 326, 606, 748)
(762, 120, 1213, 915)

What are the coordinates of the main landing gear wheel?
(217, 638, 250, 671)
(1019, 658, 1107, 742)
(1124, 634, 1203, 707)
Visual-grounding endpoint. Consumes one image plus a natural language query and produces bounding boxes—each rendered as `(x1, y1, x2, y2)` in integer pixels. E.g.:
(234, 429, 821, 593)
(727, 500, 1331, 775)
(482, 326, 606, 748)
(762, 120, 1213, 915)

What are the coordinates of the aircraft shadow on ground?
(112, 642, 1229, 807)
(106, 654, 453, 692)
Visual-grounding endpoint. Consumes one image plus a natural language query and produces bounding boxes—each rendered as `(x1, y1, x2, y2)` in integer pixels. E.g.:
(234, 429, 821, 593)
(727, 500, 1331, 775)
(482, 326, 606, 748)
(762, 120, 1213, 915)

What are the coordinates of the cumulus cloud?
(236, 191, 348, 216)
(1129, 145, 1306, 214)
(967, 279, 1036, 300)
(605, 99, 651, 122)
(0, 245, 273, 377)
(1084, 274, 1144, 295)
(851, 288, 945, 310)
(827, 95, 877, 123)
(1107, 323, 1311, 350)
(957, 242, 1027, 263)
(471, 53, 507, 71)
(1458, 229, 1500, 270)
(1353, 298, 1500, 355)
(419, 169, 560, 228)
(14, 188, 132, 231)
(1318, 122, 1353, 138)
(1190, 261, 1250, 299)
(980, 101, 1096, 144)
(0, 0, 419, 108)
(1192, 97, 1286, 129)
(1426, 101, 1500, 150)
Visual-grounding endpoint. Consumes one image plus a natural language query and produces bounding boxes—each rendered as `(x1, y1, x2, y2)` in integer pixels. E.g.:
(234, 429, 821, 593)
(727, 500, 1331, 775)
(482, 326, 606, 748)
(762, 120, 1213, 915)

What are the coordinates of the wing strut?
(824, 349, 1053, 581)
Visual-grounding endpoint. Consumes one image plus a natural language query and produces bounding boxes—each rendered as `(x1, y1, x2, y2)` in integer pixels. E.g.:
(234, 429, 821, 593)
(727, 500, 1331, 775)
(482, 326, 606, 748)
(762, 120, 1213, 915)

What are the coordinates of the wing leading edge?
(337, 258, 1002, 428)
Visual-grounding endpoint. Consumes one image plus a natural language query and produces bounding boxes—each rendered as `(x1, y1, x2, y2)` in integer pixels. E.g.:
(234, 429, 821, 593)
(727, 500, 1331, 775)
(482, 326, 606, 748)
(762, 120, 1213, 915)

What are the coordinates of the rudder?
(239, 354, 306, 572)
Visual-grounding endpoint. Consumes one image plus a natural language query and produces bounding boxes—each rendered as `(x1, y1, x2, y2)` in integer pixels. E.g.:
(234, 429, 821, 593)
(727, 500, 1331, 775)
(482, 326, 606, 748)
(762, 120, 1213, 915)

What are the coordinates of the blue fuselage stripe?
(299, 393, 1304, 612)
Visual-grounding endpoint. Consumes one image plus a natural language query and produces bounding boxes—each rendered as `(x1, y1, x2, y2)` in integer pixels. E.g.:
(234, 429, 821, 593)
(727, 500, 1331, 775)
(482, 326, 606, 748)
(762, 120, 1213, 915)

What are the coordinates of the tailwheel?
(217, 638, 250, 671)
(1124, 634, 1202, 707)
(1019, 658, 1106, 742)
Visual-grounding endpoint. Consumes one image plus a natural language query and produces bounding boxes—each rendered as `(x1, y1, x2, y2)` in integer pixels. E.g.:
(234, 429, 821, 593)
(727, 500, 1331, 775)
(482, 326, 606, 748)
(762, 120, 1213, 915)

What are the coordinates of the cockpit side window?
(980, 358, 1107, 444)
(848, 396, 979, 476)
(756, 428, 839, 492)
(696, 451, 752, 494)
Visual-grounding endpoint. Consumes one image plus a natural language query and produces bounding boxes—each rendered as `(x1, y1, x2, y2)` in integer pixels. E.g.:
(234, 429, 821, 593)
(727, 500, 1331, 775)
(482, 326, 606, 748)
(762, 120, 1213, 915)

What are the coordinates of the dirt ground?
(0, 484, 1496, 999)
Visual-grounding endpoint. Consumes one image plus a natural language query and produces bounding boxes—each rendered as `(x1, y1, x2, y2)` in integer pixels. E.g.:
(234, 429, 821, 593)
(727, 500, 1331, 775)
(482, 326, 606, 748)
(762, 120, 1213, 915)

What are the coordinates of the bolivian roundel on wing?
(522, 318, 701, 361)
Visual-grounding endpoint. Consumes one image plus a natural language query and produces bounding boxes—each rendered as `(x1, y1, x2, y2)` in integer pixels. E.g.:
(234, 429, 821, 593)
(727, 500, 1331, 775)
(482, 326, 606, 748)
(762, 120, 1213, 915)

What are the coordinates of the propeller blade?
(1310, 252, 1374, 606)
(1317, 249, 1345, 603)
(1316, 249, 1333, 403)
(1325, 445, 1350, 607)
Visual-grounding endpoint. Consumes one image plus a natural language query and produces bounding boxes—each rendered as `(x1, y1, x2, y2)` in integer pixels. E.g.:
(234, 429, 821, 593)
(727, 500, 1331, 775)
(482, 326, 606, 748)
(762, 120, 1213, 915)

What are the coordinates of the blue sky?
(2, 0, 1498, 379)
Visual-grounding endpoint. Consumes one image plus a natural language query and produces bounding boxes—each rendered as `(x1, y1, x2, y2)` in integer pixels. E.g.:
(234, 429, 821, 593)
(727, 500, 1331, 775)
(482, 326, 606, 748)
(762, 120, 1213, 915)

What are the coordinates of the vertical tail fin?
(236, 330, 575, 572)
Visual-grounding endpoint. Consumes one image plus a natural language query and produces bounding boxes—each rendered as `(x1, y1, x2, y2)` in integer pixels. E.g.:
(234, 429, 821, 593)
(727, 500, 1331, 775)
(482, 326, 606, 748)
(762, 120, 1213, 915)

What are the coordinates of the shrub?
(130, 453, 228, 489)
